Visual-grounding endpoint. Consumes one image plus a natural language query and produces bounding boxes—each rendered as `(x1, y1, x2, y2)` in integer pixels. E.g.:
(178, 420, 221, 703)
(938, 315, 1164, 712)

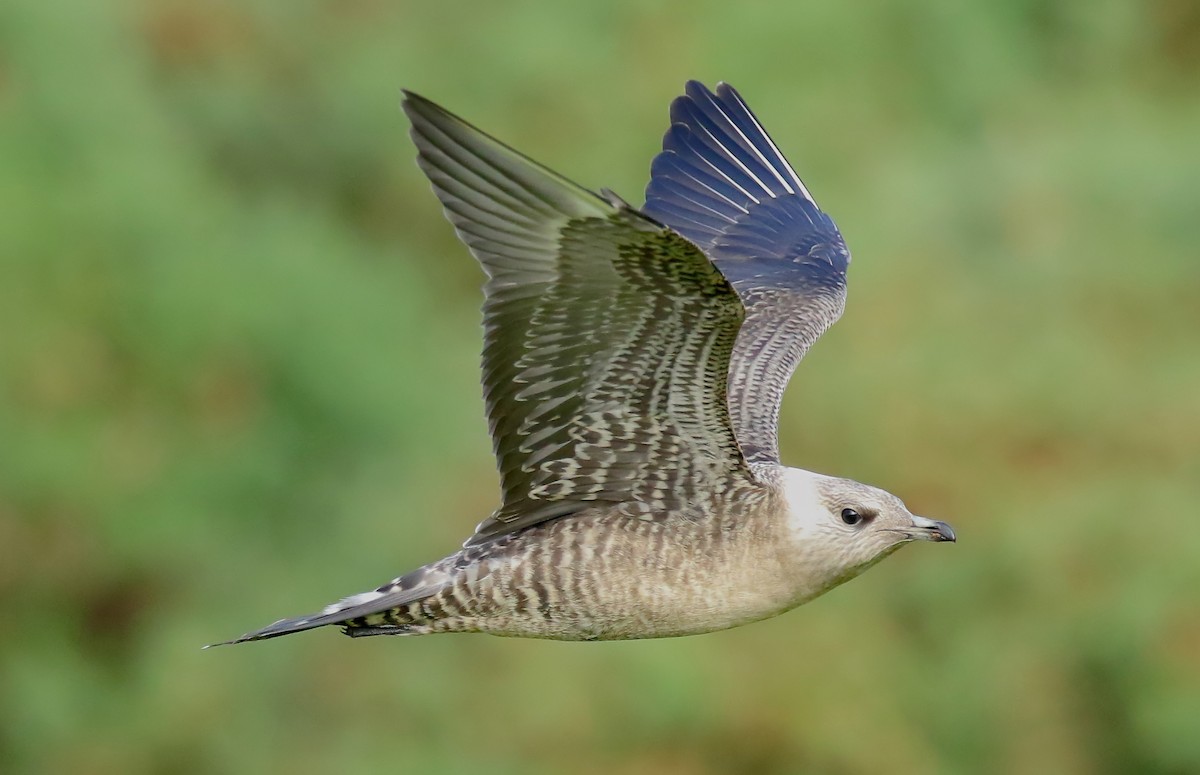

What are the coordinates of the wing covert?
(402, 92, 752, 546)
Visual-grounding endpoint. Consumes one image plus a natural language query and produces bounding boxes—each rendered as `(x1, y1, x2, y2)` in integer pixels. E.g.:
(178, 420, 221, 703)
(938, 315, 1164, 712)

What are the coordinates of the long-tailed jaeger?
(216, 81, 955, 646)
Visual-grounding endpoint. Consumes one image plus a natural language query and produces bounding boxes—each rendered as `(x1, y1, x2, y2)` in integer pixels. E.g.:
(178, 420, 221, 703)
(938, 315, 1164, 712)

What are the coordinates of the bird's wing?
(402, 92, 753, 546)
(642, 81, 851, 466)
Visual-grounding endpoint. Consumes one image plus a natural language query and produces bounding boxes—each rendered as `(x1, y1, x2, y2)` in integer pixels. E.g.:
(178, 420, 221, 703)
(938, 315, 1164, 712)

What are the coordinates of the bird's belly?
(437, 514, 796, 641)
(470, 573, 790, 641)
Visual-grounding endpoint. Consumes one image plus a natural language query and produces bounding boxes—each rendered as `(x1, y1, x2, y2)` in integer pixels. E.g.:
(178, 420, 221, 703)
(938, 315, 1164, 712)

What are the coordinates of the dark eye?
(841, 508, 862, 526)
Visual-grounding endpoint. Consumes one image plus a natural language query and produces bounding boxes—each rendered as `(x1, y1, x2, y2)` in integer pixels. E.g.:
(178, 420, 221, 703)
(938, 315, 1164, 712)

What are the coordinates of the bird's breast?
(451, 495, 802, 640)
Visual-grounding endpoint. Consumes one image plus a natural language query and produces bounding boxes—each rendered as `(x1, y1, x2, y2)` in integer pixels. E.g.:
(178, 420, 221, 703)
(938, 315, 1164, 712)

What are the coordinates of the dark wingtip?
(400, 89, 442, 122)
(645, 78, 833, 265)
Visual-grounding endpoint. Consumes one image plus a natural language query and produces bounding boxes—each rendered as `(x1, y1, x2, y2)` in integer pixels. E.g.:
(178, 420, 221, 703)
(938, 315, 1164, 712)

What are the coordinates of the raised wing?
(402, 92, 753, 546)
(642, 81, 851, 466)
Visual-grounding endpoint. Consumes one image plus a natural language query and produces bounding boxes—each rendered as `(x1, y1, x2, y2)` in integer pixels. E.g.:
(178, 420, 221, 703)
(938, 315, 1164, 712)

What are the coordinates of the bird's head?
(778, 467, 955, 600)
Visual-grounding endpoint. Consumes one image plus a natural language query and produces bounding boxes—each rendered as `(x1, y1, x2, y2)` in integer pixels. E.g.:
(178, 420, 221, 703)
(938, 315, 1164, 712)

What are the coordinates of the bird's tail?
(205, 570, 450, 648)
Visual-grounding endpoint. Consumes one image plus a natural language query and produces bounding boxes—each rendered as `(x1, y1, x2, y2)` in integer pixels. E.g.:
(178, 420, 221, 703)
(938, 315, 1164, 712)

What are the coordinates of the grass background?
(2, 0, 1198, 772)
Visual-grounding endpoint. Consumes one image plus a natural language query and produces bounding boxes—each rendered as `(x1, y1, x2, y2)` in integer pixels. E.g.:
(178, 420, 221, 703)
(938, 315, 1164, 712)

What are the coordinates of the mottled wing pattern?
(643, 81, 851, 465)
(402, 92, 752, 546)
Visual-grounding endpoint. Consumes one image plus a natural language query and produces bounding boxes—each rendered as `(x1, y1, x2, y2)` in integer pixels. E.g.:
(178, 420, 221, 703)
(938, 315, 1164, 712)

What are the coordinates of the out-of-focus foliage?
(2, 0, 1198, 772)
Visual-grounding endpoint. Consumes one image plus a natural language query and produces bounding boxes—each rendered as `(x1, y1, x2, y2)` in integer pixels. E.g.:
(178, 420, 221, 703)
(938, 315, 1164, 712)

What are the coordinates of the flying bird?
(216, 81, 955, 646)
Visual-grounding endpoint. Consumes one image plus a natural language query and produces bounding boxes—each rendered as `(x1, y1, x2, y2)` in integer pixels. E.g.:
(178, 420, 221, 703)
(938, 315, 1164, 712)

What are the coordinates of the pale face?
(779, 467, 955, 597)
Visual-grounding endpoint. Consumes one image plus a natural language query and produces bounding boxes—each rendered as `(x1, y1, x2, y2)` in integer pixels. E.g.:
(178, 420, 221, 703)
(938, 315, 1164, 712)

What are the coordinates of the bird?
(213, 80, 955, 646)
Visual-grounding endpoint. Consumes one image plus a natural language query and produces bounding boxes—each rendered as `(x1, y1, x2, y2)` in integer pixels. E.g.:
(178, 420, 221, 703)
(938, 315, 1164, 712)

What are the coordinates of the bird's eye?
(840, 508, 862, 526)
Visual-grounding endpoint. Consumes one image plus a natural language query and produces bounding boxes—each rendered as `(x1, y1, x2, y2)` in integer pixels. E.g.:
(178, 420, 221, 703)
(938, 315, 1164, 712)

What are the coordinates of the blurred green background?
(3, 0, 1198, 772)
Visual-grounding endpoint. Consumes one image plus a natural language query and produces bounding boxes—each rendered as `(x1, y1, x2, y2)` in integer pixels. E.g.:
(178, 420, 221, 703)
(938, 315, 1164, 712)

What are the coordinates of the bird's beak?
(907, 514, 956, 543)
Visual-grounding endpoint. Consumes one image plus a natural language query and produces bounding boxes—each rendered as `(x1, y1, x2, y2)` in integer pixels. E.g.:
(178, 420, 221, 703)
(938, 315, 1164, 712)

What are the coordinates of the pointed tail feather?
(204, 584, 441, 648)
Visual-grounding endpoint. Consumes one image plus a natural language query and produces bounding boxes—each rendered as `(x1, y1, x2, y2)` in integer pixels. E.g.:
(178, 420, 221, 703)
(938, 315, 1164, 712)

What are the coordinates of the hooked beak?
(907, 514, 956, 543)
